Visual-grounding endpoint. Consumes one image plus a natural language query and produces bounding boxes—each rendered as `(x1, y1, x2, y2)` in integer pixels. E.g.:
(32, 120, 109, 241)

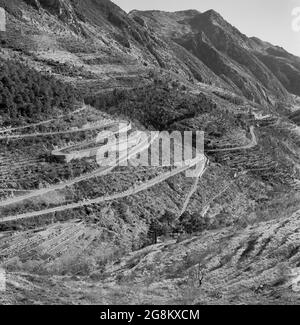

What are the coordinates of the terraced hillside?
(0, 75, 299, 304)
(0, 0, 299, 305)
(1, 210, 299, 305)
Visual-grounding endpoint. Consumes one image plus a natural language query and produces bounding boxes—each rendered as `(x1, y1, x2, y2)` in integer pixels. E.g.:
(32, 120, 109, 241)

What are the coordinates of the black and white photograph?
(0, 0, 299, 307)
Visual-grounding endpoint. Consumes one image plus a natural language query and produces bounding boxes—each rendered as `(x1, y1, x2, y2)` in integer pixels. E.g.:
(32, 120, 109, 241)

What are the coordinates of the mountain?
(1, 1, 299, 104)
(2, 210, 299, 305)
(0, 0, 230, 92)
(250, 37, 300, 96)
(130, 9, 300, 105)
(0, 0, 299, 305)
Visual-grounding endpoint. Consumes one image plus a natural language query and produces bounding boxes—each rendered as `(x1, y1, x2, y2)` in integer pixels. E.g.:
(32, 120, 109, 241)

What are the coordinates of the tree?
(180, 212, 210, 234)
(0, 59, 80, 126)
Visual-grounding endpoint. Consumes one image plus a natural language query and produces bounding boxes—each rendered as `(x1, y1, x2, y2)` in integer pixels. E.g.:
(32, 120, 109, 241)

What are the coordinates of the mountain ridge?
(1, 0, 299, 103)
(130, 8, 300, 104)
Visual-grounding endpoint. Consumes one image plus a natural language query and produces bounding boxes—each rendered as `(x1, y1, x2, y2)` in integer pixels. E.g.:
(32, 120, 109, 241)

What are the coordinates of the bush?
(47, 255, 97, 276)
(147, 211, 178, 244)
(86, 83, 217, 130)
(180, 212, 210, 234)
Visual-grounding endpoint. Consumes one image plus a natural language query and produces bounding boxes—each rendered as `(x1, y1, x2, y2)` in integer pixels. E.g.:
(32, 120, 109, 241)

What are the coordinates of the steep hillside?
(130, 9, 297, 106)
(0, 0, 229, 93)
(1, 210, 299, 305)
(250, 37, 300, 97)
(0, 59, 79, 126)
(0, 0, 299, 305)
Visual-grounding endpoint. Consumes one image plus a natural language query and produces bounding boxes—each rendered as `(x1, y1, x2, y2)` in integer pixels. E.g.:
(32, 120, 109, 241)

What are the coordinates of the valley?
(0, 0, 299, 305)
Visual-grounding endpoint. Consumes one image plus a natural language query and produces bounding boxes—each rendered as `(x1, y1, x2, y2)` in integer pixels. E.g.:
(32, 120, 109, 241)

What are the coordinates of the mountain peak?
(202, 9, 224, 21)
(174, 9, 200, 15)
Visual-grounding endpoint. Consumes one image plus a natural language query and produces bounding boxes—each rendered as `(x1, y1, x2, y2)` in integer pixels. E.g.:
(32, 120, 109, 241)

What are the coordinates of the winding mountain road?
(51, 122, 132, 162)
(0, 155, 207, 223)
(179, 126, 257, 216)
(207, 126, 257, 152)
(0, 116, 258, 223)
(0, 127, 148, 209)
(0, 106, 87, 137)
(179, 159, 209, 217)
(0, 121, 117, 140)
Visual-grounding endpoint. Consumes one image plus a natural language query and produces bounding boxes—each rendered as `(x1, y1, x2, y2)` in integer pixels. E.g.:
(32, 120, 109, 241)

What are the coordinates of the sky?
(114, 0, 300, 57)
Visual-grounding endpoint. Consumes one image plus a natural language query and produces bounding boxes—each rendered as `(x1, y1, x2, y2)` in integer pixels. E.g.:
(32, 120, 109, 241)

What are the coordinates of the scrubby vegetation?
(0, 59, 80, 126)
(86, 83, 237, 131)
(86, 83, 250, 152)
(0, 0, 21, 18)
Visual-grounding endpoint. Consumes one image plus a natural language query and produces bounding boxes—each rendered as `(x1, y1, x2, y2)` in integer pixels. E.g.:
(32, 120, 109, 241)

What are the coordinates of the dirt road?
(207, 126, 257, 152)
(0, 155, 207, 223)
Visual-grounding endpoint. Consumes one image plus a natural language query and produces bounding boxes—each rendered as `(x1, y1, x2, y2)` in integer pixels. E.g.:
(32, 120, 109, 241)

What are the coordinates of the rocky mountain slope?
(0, 0, 230, 93)
(2, 211, 299, 305)
(250, 37, 300, 97)
(0, 0, 299, 305)
(130, 9, 300, 106)
(1, 0, 299, 104)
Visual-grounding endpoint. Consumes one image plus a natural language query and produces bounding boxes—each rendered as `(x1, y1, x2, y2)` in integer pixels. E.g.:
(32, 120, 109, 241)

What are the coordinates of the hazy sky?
(114, 0, 300, 56)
